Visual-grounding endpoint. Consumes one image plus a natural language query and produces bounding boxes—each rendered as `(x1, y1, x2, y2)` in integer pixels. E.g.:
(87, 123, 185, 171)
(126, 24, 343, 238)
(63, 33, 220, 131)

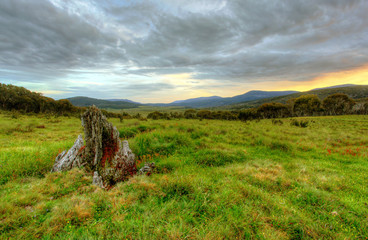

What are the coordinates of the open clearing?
(0, 113, 367, 239)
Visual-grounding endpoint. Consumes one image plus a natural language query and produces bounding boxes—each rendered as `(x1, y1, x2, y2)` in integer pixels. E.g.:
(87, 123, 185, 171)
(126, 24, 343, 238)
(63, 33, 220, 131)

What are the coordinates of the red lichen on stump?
(82, 106, 136, 188)
(101, 132, 119, 168)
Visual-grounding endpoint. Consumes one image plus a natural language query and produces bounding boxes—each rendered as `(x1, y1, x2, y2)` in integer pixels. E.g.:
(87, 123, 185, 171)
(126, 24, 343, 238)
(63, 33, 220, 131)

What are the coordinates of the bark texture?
(51, 135, 84, 172)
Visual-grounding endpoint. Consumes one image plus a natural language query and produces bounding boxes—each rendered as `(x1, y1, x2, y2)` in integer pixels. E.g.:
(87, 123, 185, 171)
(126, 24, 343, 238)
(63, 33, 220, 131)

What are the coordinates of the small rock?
(139, 162, 155, 176)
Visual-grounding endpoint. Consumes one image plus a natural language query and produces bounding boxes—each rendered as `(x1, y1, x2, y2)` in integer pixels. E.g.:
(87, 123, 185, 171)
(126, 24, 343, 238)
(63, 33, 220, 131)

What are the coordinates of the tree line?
(146, 93, 368, 121)
(0, 83, 128, 119)
(1, 83, 367, 121)
(0, 83, 80, 114)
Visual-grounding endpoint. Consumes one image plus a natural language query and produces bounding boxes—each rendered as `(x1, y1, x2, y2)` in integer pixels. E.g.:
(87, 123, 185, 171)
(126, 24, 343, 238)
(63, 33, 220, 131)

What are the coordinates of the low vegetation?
(143, 93, 368, 121)
(1, 111, 367, 239)
(0, 84, 130, 119)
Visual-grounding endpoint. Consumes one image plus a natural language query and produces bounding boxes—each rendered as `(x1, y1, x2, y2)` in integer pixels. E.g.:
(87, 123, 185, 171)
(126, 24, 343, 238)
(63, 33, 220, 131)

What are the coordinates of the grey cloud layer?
(1, 0, 368, 97)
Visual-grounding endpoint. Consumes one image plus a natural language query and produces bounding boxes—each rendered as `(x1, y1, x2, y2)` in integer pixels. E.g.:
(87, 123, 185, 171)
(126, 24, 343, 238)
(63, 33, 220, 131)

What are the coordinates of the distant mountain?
(311, 84, 356, 91)
(222, 85, 368, 110)
(168, 96, 223, 108)
(229, 90, 299, 103)
(68, 96, 141, 109)
(165, 90, 299, 108)
(171, 96, 222, 104)
(106, 99, 140, 104)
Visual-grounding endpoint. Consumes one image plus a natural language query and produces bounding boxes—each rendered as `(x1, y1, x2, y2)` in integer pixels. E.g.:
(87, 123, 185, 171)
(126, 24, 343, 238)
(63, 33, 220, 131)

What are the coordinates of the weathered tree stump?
(51, 135, 84, 172)
(52, 106, 136, 188)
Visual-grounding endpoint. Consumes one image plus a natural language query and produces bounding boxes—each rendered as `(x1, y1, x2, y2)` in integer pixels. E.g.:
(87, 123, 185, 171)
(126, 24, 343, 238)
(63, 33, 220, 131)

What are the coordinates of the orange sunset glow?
(260, 65, 368, 92)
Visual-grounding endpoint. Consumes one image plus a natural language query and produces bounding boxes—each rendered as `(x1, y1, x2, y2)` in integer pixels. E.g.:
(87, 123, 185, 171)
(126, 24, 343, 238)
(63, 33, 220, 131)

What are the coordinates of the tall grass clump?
(192, 148, 247, 167)
(118, 125, 155, 139)
(290, 119, 309, 128)
(130, 130, 195, 159)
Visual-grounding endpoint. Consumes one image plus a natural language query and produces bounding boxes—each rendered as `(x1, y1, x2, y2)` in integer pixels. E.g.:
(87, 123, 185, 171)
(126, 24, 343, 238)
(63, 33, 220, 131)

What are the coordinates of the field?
(108, 106, 187, 117)
(0, 112, 368, 239)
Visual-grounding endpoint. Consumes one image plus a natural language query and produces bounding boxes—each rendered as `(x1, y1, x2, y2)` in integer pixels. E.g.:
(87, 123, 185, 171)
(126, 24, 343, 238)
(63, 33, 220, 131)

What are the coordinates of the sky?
(1, 0, 368, 103)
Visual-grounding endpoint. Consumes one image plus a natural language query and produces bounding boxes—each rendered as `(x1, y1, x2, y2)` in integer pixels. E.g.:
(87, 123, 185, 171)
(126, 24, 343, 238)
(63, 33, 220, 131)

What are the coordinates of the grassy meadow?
(0, 111, 368, 239)
(108, 106, 187, 117)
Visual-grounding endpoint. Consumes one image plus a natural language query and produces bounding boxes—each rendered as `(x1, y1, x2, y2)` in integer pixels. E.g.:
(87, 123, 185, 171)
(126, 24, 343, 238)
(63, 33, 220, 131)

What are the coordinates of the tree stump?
(51, 135, 84, 172)
(52, 106, 136, 188)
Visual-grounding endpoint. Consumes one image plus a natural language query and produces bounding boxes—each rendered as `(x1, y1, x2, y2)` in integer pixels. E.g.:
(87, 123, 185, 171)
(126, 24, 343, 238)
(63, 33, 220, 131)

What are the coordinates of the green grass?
(107, 105, 187, 117)
(1, 112, 368, 239)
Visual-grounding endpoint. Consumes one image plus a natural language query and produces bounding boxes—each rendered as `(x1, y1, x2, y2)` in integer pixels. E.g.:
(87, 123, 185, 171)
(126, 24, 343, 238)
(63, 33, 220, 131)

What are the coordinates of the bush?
(238, 108, 259, 121)
(147, 111, 170, 120)
(184, 109, 197, 119)
(290, 119, 308, 128)
(197, 110, 213, 119)
(322, 93, 355, 115)
(257, 103, 291, 119)
(293, 95, 322, 117)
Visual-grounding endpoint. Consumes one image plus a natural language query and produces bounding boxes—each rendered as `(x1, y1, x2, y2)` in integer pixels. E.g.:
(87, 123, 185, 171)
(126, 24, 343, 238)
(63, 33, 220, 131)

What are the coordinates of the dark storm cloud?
(118, 0, 368, 83)
(1, 0, 368, 98)
(0, 0, 127, 82)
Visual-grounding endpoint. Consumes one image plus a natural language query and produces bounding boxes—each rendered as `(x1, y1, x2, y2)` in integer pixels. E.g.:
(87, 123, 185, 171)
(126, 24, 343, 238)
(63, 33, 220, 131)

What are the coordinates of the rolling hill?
(222, 85, 368, 110)
(68, 97, 141, 109)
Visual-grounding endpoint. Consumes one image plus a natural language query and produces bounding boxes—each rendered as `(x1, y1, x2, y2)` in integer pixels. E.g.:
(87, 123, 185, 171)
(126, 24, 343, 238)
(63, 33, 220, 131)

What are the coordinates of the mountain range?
(222, 85, 368, 110)
(163, 90, 299, 108)
(68, 90, 298, 109)
(67, 84, 368, 109)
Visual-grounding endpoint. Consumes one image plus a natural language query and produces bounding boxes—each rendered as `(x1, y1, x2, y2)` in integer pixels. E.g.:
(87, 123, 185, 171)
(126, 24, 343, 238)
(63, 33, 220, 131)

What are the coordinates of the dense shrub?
(257, 103, 291, 119)
(169, 111, 183, 119)
(147, 111, 165, 120)
(212, 111, 238, 120)
(322, 93, 355, 115)
(101, 109, 127, 120)
(293, 94, 322, 117)
(184, 109, 197, 119)
(352, 100, 368, 114)
(196, 110, 213, 119)
(238, 108, 259, 121)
